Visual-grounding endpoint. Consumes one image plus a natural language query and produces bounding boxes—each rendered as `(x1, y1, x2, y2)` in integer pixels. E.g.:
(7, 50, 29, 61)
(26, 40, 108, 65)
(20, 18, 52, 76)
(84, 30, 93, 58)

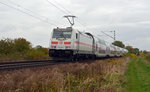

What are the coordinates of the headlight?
(66, 46, 71, 49)
(51, 46, 56, 48)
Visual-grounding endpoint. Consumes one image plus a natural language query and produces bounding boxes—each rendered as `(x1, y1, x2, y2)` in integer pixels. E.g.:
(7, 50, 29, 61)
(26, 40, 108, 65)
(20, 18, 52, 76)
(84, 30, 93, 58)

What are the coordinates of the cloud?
(0, 0, 150, 50)
(127, 37, 150, 51)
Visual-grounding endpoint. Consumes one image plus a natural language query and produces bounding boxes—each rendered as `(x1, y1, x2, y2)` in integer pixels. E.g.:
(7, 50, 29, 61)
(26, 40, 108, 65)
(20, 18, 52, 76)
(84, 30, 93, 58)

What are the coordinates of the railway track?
(0, 60, 68, 71)
(0, 57, 119, 72)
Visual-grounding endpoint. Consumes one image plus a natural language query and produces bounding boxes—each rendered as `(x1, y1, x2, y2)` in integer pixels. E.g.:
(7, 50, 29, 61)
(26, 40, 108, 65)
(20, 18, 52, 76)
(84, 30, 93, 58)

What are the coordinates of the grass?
(0, 58, 130, 92)
(122, 58, 150, 92)
(145, 55, 150, 62)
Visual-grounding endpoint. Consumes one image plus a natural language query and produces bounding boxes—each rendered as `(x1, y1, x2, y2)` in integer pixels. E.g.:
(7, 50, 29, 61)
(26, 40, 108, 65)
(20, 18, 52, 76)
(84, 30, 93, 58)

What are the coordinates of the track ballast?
(0, 60, 68, 71)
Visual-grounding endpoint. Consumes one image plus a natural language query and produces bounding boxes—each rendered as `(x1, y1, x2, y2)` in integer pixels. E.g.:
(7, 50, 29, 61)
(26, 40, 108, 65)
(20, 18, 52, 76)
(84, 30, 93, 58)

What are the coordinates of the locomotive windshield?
(52, 29, 72, 38)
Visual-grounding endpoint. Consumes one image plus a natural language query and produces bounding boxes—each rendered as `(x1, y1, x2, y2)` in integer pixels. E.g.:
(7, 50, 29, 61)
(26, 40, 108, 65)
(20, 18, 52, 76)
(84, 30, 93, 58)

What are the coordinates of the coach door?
(76, 33, 80, 52)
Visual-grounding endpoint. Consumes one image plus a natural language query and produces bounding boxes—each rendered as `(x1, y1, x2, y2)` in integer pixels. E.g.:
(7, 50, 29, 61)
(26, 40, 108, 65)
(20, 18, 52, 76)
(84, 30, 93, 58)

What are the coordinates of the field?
(0, 55, 150, 92)
(122, 57, 150, 92)
(0, 58, 130, 92)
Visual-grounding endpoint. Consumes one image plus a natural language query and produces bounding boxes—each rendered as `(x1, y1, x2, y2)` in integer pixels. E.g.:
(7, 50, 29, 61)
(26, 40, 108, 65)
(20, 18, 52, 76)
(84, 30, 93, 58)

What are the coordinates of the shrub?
(0, 38, 14, 55)
(0, 38, 49, 61)
(0, 38, 31, 56)
(26, 48, 49, 60)
(14, 38, 31, 54)
(123, 53, 137, 58)
(36, 48, 49, 55)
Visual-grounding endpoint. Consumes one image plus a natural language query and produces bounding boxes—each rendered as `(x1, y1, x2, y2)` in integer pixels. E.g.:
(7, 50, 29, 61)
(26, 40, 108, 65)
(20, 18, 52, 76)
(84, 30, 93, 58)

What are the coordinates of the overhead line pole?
(100, 30, 116, 41)
(110, 30, 116, 41)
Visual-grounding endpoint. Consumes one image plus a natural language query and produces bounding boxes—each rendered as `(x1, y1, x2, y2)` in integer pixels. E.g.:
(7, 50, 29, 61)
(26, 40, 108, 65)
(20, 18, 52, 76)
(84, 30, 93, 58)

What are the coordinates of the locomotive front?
(49, 27, 74, 59)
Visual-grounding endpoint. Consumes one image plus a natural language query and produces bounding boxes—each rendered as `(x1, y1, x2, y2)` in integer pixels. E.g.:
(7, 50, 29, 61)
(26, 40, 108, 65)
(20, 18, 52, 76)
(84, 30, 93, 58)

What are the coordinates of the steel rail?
(0, 60, 67, 71)
(0, 57, 119, 72)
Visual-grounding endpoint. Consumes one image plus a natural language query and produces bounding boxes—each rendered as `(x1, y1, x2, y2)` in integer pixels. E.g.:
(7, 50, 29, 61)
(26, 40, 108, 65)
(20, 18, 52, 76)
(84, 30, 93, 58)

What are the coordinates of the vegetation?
(112, 40, 140, 55)
(112, 41, 125, 48)
(125, 46, 134, 53)
(122, 58, 150, 92)
(0, 38, 146, 62)
(146, 55, 150, 61)
(0, 58, 130, 92)
(0, 38, 150, 92)
(1, 51, 150, 92)
(0, 38, 50, 62)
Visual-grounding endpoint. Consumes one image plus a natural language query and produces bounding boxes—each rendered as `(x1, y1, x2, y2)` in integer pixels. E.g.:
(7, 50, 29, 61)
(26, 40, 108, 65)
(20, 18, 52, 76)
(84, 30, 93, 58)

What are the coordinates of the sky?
(0, 0, 150, 51)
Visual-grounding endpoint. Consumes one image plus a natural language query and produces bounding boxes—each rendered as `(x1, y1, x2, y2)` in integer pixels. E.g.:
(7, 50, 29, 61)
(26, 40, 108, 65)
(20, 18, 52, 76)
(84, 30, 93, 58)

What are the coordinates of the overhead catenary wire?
(8, 0, 62, 25)
(0, 1, 57, 27)
(8, 0, 61, 24)
(5, 0, 112, 36)
(49, 0, 99, 30)
(0, 0, 118, 44)
(46, 0, 89, 29)
(45, 0, 117, 43)
(46, 0, 69, 15)
(52, 0, 72, 14)
(46, 0, 117, 38)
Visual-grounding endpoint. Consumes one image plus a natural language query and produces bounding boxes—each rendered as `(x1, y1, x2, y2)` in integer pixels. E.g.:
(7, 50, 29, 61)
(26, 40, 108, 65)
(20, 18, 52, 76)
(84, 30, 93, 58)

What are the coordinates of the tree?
(112, 41, 125, 48)
(14, 38, 31, 53)
(134, 48, 140, 55)
(143, 50, 148, 54)
(126, 46, 134, 53)
(35, 45, 42, 49)
(0, 38, 14, 55)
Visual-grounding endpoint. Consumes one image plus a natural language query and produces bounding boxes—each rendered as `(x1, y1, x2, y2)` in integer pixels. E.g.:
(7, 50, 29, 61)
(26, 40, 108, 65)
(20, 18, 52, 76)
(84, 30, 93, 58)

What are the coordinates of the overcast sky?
(0, 0, 150, 51)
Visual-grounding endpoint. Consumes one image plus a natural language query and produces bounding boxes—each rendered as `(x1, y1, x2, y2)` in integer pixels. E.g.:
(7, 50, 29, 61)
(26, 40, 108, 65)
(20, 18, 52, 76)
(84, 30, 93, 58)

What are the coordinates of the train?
(49, 27, 128, 61)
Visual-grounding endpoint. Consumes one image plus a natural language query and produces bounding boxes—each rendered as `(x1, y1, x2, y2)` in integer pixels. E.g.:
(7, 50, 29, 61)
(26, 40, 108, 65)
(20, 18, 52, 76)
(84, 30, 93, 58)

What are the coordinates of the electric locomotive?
(49, 27, 128, 60)
(49, 27, 96, 60)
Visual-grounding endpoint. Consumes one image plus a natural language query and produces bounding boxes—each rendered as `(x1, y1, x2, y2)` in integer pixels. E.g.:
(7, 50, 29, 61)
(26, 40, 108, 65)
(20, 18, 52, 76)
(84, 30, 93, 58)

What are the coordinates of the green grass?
(122, 58, 150, 92)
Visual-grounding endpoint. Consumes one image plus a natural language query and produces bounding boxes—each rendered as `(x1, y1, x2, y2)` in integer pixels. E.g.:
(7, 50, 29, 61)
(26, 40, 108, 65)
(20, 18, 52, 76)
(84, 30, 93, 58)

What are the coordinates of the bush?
(0, 38, 14, 55)
(14, 38, 31, 54)
(26, 48, 49, 60)
(36, 48, 49, 55)
(0, 38, 49, 61)
(0, 38, 31, 56)
(123, 53, 137, 58)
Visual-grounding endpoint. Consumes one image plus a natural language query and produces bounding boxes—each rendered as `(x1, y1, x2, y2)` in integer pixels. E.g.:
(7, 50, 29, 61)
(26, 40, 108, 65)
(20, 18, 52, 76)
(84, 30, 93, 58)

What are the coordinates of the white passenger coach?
(49, 27, 128, 60)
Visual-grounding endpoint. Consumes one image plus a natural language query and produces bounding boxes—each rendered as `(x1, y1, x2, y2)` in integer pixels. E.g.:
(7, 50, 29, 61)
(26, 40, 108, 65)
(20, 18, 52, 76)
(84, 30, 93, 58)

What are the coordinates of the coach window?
(76, 33, 78, 39)
(96, 44, 98, 51)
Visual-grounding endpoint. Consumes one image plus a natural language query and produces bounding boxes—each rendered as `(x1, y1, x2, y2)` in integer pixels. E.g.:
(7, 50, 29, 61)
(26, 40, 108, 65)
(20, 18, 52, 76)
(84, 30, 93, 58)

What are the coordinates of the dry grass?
(0, 57, 130, 92)
(0, 55, 51, 63)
